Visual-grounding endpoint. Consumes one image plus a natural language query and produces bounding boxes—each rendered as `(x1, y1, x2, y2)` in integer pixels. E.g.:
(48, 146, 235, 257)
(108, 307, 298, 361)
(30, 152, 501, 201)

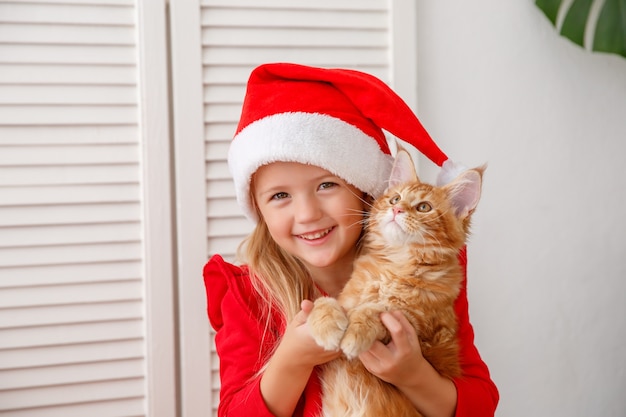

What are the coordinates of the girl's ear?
(387, 150, 418, 190)
(444, 167, 485, 219)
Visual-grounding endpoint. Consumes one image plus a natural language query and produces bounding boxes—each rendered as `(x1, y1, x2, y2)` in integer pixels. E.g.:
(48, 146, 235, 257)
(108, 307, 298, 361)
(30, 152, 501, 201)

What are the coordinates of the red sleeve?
(452, 248, 499, 417)
(203, 255, 277, 417)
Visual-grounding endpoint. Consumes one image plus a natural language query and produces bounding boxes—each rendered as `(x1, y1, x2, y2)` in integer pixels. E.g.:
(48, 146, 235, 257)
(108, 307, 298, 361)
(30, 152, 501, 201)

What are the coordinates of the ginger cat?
(307, 150, 485, 417)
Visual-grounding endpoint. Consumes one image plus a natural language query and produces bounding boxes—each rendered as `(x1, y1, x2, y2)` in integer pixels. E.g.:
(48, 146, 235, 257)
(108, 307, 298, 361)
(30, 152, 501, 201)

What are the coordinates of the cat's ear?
(387, 150, 418, 190)
(444, 166, 485, 219)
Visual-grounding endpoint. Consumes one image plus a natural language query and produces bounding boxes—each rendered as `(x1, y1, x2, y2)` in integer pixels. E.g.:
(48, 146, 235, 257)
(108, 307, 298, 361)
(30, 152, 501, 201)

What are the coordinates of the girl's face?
(253, 162, 366, 273)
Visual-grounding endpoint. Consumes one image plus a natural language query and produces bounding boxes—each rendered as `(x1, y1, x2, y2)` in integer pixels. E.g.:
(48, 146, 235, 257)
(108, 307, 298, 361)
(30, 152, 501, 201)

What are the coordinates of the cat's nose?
(393, 206, 404, 215)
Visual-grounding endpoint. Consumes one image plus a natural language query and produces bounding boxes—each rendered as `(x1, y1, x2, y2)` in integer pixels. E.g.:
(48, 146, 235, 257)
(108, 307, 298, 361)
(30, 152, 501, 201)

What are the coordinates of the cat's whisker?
(346, 218, 368, 230)
(339, 211, 369, 228)
(344, 208, 369, 215)
(345, 186, 374, 209)
(339, 208, 369, 224)
(420, 209, 449, 225)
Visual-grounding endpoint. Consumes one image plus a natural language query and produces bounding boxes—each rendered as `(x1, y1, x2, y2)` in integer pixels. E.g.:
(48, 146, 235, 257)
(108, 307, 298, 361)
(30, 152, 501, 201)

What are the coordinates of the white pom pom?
(436, 159, 469, 186)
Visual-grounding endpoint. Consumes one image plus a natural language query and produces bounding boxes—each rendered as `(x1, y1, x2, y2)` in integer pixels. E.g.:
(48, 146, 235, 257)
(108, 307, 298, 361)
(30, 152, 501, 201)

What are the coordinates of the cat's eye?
(416, 202, 432, 212)
(389, 194, 401, 204)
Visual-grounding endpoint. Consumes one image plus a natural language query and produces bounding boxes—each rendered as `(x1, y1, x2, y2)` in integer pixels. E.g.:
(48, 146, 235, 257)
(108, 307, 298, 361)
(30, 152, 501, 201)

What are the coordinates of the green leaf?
(536, 0, 564, 25)
(593, 0, 626, 58)
(560, 0, 594, 47)
(535, 0, 626, 60)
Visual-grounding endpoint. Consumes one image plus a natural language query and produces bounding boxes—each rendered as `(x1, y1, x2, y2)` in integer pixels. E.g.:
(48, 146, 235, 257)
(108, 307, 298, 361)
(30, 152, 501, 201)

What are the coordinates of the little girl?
(203, 63, 499, 417)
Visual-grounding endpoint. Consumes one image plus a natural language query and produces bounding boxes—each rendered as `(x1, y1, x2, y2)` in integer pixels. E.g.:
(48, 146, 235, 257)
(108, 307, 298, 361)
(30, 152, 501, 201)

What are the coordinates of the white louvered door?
(0, 1, 175, 416)
(171, 1, 417, 416)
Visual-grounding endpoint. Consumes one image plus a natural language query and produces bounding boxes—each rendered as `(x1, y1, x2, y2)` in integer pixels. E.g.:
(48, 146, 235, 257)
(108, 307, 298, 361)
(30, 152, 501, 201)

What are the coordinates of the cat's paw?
(340, 323, 378, 360)
(339, 308, 387, 359)
(307, 297, 348, 351)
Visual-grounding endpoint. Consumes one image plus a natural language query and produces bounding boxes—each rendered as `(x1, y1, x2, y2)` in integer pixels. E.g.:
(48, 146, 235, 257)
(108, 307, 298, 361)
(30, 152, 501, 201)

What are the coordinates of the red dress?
(203, 249, 499, 417)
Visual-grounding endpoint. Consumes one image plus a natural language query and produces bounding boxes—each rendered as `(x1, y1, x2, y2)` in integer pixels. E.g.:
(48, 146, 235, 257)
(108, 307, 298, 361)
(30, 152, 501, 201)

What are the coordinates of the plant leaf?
(535, 0, 626, 59)
(560, 0, 594, 47)
(593, 0, 626, 57)
(536, 0, 564, 25)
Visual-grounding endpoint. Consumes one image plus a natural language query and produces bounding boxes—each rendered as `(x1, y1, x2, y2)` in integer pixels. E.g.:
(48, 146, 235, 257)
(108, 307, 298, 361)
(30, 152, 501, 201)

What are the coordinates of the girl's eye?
(319, 182, 337, 190)
(271, 192, 289, 200)
(389, 194, 401, 204)
(416, 202, 432, 212)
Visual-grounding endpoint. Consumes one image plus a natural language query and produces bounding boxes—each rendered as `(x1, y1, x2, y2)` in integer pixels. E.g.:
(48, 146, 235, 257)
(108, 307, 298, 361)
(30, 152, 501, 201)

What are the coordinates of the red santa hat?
(229, 63, 448, 221)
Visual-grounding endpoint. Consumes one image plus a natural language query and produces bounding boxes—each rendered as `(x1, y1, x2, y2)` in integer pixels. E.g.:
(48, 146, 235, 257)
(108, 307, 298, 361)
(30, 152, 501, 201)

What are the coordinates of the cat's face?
(370, 182, 458, 247)
(366, 149, 483, 250)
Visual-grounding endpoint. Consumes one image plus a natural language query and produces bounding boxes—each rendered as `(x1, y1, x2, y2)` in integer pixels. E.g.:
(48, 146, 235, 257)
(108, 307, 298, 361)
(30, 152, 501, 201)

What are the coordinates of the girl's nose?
(294, 195, 322, 223)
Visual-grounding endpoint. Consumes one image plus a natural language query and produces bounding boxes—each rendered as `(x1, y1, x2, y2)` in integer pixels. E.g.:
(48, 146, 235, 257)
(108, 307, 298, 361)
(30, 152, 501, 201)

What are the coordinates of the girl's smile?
(297, 226, 335, 242)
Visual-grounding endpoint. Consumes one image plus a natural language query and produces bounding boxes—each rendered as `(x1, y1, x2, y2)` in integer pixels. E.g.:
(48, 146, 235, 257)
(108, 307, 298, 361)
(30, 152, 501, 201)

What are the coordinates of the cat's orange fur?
(307, 150, 484, 417)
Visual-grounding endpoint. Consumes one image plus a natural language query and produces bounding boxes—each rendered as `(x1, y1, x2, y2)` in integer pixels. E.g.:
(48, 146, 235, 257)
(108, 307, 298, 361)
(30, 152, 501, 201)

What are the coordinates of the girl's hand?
(358, 310, 426, 386)
(261, 300, 341, 417)
(358, 310, 458, 417)
(277, 300, 342, 369)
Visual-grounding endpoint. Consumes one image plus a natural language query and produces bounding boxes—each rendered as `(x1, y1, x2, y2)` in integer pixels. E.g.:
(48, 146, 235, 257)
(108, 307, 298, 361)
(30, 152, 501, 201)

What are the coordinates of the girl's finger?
(390, 311, 419, 340)
(380, 311, 402, 334)
(300, 299, 314, 313)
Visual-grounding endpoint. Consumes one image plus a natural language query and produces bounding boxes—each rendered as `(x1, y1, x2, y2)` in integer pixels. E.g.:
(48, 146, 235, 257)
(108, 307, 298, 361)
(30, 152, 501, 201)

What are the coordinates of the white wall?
(415, 2, 626, 416)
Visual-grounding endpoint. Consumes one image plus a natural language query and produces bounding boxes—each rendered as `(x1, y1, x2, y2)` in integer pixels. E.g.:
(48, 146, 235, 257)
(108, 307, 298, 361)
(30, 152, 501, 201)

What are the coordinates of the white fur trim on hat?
(229, 112, 394, 222)
(436, 160, 468, 186)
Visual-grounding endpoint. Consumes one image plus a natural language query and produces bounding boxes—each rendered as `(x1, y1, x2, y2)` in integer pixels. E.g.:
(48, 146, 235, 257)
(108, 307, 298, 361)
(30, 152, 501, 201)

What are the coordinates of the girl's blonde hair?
(238, 220, 319, 326)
